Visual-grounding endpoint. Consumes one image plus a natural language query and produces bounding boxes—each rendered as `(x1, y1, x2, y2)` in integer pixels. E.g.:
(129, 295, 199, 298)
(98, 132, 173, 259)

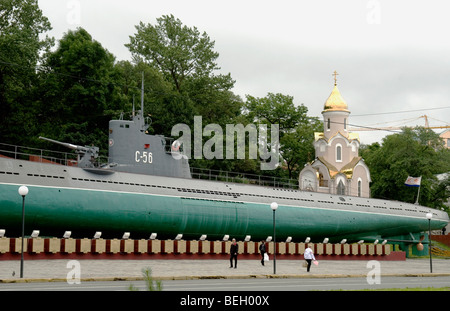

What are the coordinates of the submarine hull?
(1, 158, 448, 242)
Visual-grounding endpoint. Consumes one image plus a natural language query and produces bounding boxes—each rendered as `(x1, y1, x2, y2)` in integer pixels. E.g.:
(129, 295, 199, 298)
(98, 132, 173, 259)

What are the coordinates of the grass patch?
(364, 287, 450, 291)
(128, 268, 163, 291)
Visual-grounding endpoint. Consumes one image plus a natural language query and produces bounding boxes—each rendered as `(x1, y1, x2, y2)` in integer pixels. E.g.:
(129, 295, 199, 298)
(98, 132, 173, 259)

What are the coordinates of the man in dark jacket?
(259, 240, 267, 266)
(229, 238, 238, 268)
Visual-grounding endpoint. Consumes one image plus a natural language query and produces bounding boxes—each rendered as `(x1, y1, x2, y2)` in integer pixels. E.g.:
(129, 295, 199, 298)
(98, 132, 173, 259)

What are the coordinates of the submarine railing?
(190, 166, 298, 190)
(0, 142, 298, 190)
(0, 142, 108, 167)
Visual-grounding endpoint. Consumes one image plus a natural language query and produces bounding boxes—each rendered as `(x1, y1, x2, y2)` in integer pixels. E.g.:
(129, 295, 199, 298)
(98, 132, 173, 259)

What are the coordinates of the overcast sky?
(38, 0, 450, 144)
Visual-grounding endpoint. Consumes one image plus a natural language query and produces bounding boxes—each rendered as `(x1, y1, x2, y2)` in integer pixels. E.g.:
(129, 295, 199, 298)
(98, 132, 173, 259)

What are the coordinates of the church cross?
(332, 70, 339, 85)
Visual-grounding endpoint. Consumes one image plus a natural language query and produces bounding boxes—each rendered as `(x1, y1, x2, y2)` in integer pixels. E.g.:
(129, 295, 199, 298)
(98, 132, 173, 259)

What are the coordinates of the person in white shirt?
(303, 246, 316, 272)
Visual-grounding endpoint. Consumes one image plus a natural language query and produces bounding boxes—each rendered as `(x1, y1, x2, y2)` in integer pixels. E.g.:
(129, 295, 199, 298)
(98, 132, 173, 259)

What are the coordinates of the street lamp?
(270, 202, 278, 274)
(18, 185, 29, 278)
(426, 212, 433, 273)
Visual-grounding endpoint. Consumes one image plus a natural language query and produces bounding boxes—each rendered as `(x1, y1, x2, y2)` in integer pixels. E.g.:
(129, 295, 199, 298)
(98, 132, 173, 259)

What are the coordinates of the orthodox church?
(299, 72, 371, 198)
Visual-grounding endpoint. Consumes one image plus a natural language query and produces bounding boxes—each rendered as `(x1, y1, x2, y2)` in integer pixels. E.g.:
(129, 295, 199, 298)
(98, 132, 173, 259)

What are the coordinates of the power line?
(352, 106, 450, 117)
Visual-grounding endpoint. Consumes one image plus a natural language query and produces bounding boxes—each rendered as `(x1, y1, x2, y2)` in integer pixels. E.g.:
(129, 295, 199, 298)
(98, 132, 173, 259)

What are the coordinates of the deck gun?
(39, 136, 99, 168)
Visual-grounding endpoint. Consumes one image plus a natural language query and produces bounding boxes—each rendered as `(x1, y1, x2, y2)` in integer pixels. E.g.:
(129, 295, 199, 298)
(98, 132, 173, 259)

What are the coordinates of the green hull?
(1, 183, 447, 242)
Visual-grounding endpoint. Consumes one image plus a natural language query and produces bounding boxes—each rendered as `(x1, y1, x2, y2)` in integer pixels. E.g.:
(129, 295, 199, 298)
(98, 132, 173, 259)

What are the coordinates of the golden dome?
(323, 85, 349, 112)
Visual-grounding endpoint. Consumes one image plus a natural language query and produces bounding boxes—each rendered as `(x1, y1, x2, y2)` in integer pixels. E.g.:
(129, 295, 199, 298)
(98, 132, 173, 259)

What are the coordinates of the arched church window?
(358, 178, 362, 197)
(327, 118, 330, 130)
(337, 180, 345, 195)
(336, 144, 342, 162)
(344, 118, 347, 130)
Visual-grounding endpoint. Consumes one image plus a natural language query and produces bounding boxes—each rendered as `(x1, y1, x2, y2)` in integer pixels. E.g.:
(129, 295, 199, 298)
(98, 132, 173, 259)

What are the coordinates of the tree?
(244, 92, 323, 179)
(126, 15, 241, 128)
(361, 127, 450, 209)
(126, 14, 243, 172)
(37, 28, 116, 150)
(126, 14, 220, 93)
(280, 118, 322, 179)
(0, 0, 53, 144)
(245, 93, 307, 132)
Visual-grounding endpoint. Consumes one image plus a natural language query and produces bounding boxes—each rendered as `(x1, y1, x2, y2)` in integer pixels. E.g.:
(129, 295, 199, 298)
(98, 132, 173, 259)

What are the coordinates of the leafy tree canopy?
(361, 127, 450, 210)
(0, 0, 53, 143)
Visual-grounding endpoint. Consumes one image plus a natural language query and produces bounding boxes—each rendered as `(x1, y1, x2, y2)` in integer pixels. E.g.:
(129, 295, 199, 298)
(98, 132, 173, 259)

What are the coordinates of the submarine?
(0, 82, 448, 246)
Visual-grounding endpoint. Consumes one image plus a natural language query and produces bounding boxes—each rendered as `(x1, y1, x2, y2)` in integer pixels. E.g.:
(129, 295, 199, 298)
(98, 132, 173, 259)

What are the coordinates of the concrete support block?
(375, 244, 383, 255)
(109, 239, 121, 253)
(48, 238, 61, 253)
(0, 238, 10, 253)
(246, 242, 255, 254)
(384, 244, 391, 255)
(360, 244, 367, 255)
(223, 241, 231, 255)
(136, 239, 148, 253)
(334, 244, 341, 255)
(235, 241, 243, 254)
(92, 239, 106, 253)
(164, 240, 174, 254)
(189, 241, 199, 254)
(31, 238, 44, 253)
(14, 238, 27, 253)
(150, 240, 161, 253)
(62, 238, 76, 253)
(343, 244, 350, 255)
(288, 242, 296, 255)
(201, 240, 210, 254)
(78, 238, 91, 253)
(326, 243, 333, 255)
(176, 240, 186, 254)
(278, 242, 286, 255)
(316, 243, 324, 255)
(121, 239, 134, 253)
(213, 241, 222, 254)
(351, 244, 359, 255)
(298, 243, 305, 255)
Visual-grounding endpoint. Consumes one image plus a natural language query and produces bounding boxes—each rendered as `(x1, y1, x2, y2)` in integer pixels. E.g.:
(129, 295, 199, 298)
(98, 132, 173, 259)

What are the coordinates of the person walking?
(259, 240, 267, 266)
(303, 246, 316, 272)
(229, 238, 238, 268)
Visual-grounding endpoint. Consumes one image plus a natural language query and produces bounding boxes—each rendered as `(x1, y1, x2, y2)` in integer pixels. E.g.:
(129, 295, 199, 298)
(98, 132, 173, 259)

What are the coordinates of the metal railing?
(190, 167, 298, 189)
(0, 142, 109, 167)
(0, 142, 299, 190)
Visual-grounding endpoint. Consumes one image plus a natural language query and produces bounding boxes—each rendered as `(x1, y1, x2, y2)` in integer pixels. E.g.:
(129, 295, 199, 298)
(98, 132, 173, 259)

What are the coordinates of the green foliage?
(126, 14, 242, 142)
(361, 127, 450, 209)
(0, 0, 53, 144)
(244, 93, 323, 179)
(127, 14, 220, 93)
(35, 28, 117, 152)
(128, 268, 163, 291)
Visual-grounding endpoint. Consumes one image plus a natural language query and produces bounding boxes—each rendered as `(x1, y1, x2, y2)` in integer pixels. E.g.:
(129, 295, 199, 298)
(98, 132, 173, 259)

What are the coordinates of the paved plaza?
(1, 258, 449, 283)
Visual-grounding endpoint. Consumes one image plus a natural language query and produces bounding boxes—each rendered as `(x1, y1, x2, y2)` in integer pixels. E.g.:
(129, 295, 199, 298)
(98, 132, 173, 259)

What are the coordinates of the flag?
(405, 176, 421, 187)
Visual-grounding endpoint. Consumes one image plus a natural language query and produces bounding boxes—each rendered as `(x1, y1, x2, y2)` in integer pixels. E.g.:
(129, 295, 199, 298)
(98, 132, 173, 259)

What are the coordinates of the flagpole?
(415, 184, 420, 205)
(405, 176, 421, 205)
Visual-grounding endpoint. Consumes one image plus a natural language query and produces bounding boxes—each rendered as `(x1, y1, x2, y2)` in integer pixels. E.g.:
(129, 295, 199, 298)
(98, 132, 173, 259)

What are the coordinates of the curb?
(2, 273, 450, 283)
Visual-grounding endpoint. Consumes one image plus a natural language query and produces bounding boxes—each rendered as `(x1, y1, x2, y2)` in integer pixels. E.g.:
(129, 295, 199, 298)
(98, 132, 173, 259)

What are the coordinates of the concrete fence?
(0, 237, 405, 260)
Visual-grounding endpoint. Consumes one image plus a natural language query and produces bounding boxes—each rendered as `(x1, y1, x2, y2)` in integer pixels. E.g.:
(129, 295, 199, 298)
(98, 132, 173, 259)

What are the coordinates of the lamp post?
(270, 202, 278, 274)
(18, 185, 29, 278)
(426, 212, 433, 273)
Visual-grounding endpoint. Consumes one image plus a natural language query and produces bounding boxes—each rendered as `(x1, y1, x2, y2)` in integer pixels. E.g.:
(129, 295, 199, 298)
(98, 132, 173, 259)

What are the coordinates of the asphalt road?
(1, 276, 449, 291)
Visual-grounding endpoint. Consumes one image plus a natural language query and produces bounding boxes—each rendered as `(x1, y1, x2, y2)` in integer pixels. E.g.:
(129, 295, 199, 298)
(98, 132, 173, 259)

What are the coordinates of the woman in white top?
(303, 247, 316, 272)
